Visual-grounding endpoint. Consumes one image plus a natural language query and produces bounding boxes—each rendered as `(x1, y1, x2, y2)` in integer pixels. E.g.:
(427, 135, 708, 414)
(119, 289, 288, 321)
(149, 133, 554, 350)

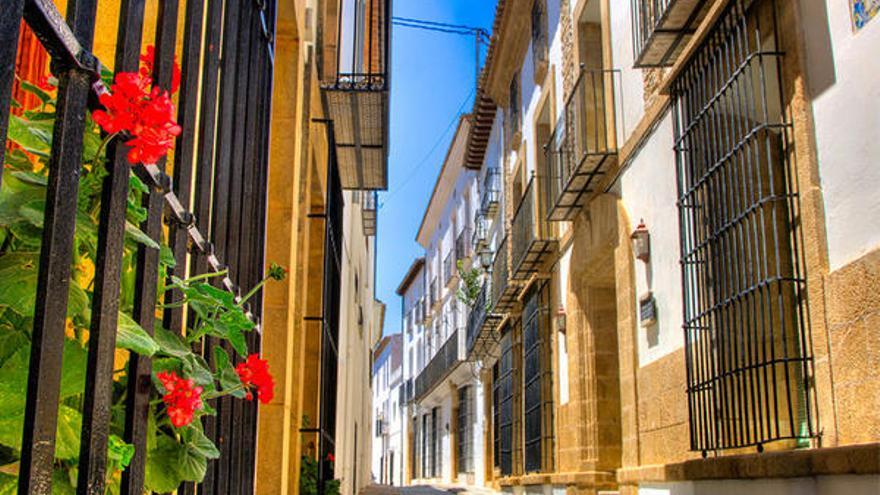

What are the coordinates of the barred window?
(672, 0, 815, 453)
(493, 327, 515, 475)
(522, 282, 554, 472)
(457, 386, 474, 474)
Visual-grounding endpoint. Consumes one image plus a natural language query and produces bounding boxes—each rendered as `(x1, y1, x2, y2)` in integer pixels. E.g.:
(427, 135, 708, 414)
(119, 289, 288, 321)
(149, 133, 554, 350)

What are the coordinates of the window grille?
(431, 407, 441, 477)
(493, 327, 515, 475)
(671, 0, 816, 453)
(522, 283, 554, 472)
(457, 386, 475, 474)
(531, 0, 549, 74)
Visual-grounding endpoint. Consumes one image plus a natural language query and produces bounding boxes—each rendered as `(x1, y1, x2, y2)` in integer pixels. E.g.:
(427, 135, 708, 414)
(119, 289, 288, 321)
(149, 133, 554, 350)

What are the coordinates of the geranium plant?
(0, 47, 281, 493)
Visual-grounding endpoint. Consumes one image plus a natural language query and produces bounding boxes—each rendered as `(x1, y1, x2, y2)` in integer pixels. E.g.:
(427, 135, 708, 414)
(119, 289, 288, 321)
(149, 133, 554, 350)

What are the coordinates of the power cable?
(379, 86, 476, 209)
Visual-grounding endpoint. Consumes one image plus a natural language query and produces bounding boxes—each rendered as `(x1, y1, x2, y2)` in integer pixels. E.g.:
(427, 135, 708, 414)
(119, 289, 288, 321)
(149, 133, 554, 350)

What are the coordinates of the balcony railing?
(362, 191, 377, 236)
(414, 329, 465, 401)
(631, 0, 709, 68)
(429, 278, 441, 311)
(321, 0, 392, 189)
(473, 211, 489, 253)
(481, 167, 502, 217)
(466, 281, 502, 359)
(444, 252, 457, 287)
(545, 69, 617, 221)
(456, 228, 471, 261)
(491, 236, 520, 313)
(511, 177, 557, 280)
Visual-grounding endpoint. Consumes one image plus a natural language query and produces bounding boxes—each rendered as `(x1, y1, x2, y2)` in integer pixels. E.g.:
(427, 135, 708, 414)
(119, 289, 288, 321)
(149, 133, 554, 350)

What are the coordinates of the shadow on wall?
(798, 0, 836, 97)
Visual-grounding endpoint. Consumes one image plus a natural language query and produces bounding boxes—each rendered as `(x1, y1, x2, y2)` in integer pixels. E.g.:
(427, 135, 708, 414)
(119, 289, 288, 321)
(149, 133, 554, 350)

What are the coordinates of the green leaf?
(19, 80, 52, 104)
(145, 435, 184, 492)
(192, 283, 236, 309)
(213, 346, 245, 398)
(116, 311, 159, 356)
(183, 354, 215, 391)
(153, 326, 191, 358)
(107, 434, 135, 470)
(0, 253, 88, 319)
(54, 405, 82, 460)
(178, 446, 207, 482)
(183, 425, 220, 460)
(5, 115, 50, 157)
(0, 472, 16, 495)
(125, 221, 159, 249)
(51, 470, 76, 495)
(159, 245, 176, 268)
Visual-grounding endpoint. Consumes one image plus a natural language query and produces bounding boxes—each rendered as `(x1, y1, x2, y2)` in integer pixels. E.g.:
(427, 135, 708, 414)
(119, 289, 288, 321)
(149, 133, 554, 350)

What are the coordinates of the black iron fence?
(491, 236, 510, 310)
(522, 283, 553, 473)
(671, 0, 815, 453)
(544, 68, 617, 221)
(466, 282, 490, 354)
(1, 0, 276, 493)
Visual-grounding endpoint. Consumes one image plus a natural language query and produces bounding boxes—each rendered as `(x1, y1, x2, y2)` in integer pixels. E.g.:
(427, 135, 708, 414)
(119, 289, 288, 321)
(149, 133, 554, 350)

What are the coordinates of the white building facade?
(371, 334, 403, 486)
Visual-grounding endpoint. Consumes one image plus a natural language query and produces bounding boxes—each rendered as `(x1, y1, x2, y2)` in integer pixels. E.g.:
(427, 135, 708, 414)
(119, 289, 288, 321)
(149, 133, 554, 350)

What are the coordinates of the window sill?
(616, 443, 880, 485)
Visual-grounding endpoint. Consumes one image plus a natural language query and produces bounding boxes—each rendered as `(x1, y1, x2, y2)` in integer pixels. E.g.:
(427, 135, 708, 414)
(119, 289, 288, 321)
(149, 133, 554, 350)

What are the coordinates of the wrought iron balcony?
(443, 252, 457, 287)
(545, 69, 617, 221)
(414, 329, 465, 401)
(481, 167, 502, 217)
(362, 191, 377, 236)
(511, 177, 557, 280)
(631, 0, 710, 67)
(321, 0, 391, 189)
(473, 211, 489, 253)
(491, 236, 520, 313)
(455, 228, 471, 261)
(466, 281, 502, 359)
(429, 278, 441, 312)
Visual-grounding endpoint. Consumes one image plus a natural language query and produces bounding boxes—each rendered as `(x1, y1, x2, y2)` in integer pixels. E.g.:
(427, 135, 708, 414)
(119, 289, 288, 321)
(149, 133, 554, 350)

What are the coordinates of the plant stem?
(183, 268, 229, 285)
(92, 132, 118, 168)
(237, 275, 270, 308)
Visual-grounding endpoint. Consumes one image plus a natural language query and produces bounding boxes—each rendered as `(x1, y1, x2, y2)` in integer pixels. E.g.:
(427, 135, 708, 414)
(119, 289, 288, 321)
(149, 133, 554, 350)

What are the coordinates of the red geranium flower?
(157, 371, 203, 428)
(140, 45, 182, 93)
(326, 453, 335, 463)
(93, 48, 182, 165)
(235, 354, 275, 404)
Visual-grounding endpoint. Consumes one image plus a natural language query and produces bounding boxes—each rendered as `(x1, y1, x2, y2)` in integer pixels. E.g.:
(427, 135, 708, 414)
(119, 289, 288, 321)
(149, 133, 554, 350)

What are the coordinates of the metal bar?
(120, 1, 178, 494)
(0, 0, 25, 183)
(18, 1, 99, 490)
(164, 0, 205, 336)
(78, 0, 145, 490)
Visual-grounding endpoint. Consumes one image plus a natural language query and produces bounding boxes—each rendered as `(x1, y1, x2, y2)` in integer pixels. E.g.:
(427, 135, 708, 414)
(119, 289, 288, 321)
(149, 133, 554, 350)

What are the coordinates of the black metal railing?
(672, 0, 815, 453)
(0, 1, 277, 493)
(414, 329, 464, 400)
(545, 68, 617, 221)
(481, 167, 502, 216)
(511, 176, 555, 279)
(631, 0, 709, 67)
(491, 236, 511, 311)
(493, 329, 515, 476)
(466, 281, 490, 353)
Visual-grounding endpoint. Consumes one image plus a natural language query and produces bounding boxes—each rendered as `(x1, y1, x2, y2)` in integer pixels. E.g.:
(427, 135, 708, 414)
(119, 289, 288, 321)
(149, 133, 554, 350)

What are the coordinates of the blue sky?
(377, 1, 496, 336)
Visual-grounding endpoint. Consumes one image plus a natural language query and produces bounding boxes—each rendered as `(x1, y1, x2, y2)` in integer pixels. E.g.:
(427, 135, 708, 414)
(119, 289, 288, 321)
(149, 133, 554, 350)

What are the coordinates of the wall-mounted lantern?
(479, 248, 493, 270)
(555, 305, 566, 334)
(631, 219, 651, 263)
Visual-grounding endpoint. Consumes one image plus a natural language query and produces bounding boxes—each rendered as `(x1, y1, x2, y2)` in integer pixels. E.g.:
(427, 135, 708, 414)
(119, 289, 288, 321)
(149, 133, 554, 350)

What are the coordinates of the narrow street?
(361, 485, 498, 495)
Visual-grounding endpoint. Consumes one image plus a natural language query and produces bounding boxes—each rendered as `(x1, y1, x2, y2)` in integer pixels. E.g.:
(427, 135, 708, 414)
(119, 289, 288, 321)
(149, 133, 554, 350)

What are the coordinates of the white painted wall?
(609, 0, 646, 140)
(803, 1, 880, 270)
(617, 112, 684, 367)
